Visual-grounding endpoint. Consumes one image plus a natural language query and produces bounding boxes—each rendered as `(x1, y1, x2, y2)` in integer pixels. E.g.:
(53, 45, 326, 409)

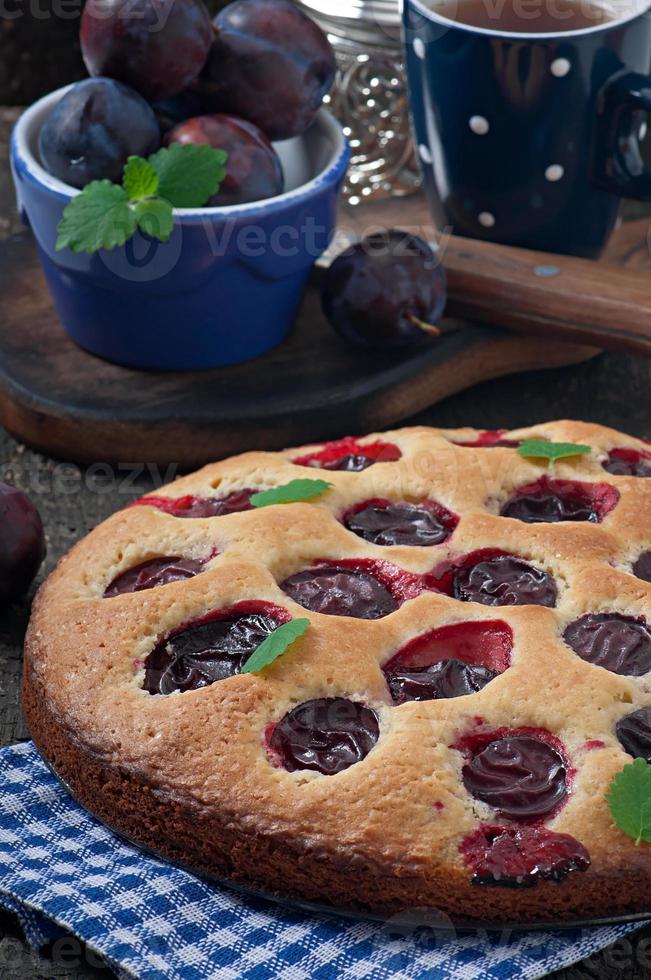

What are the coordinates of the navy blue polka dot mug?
(404, 0, 651, 257)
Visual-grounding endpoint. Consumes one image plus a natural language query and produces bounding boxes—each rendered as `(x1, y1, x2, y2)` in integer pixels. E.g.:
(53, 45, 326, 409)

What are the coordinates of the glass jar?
(296, 0, 420, 204)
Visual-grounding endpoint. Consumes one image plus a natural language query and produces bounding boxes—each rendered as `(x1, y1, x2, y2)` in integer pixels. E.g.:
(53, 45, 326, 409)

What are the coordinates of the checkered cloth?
(0, 742, 647, 980)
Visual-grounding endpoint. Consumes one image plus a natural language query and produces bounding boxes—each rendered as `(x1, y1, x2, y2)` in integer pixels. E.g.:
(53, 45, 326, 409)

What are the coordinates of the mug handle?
(593, 70, 651, 200)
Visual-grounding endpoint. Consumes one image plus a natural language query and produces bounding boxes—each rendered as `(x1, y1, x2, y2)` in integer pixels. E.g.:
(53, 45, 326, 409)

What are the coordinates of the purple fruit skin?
(39, 78, 160, 188)
(500, 492, 597, 524)
(344, 502, 452, 547)
(463, 735, 567, 820)
(453, 556, 558, 608)
(104, 555, 207, 597)
(195, 0, 336, 140)
(616, 707, 651, 763)
(143, 612, 281, 694)
(563, 613, 651, 677)
(166, 113, 284, 206)
(281, 567, 398, 620)
(321, 232, 448, 350)
(81, 0, 213, 103)
(270, 698, 380, 775)
(386, 659, 499, 704)
(0, 482, 46, 605)
(634, 550, 651, 583)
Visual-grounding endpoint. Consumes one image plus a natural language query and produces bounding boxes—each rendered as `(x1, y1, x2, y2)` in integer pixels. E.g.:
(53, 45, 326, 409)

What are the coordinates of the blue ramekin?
(11, 86, 349, 370)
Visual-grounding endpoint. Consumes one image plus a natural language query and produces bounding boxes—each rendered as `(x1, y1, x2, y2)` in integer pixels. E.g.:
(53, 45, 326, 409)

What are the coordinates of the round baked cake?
(23, 420, 651, 923)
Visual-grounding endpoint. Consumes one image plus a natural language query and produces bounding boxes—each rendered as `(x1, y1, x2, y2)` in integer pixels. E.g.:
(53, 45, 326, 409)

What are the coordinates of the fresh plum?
(0, 482, 45, 605)
(39, 78, 160, 188)
(81, 0, 213, 103)
(166, 113, 283, 205)
(321, 231, 447, 350)
(195, 0, 336, 140)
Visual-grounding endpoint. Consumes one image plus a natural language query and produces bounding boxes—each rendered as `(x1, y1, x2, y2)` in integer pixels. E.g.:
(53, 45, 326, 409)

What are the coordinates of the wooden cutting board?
(2, 198, 642, 469)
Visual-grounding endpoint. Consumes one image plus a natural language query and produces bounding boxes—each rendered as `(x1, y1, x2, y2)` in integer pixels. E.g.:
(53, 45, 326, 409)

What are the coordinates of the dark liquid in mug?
(438, 0, 613, 32)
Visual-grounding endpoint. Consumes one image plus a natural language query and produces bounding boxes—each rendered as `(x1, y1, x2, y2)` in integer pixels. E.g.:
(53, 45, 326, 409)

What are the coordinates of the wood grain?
(444, 235, 651, 356)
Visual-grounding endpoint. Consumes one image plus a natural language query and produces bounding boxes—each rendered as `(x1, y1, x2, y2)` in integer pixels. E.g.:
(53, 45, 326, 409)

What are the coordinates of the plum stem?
(408, 315, 442, 337)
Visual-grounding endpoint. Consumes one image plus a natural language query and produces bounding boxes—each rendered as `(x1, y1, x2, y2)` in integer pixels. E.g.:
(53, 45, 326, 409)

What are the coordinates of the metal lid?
(296, 0, 402, 45)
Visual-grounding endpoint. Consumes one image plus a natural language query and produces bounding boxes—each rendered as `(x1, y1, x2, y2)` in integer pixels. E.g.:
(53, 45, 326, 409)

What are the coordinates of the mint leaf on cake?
(250, 479, 333, 508)
(606, 758, 651, 845)
(517, 439, 592, 466)
(240, 618, 310, 674)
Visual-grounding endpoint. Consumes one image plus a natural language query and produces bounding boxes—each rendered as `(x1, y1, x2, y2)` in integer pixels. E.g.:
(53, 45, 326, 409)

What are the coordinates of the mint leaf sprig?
(241, 618, 310, 674)
(250, 479, 333, 508)
(517, 439, 592, 467)
(607, 758, 651, 845)
(55, 144, 227, 255)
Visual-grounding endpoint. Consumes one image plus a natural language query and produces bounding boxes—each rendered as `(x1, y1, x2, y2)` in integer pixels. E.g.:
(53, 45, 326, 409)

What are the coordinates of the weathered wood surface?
(1, 106, 651, 978)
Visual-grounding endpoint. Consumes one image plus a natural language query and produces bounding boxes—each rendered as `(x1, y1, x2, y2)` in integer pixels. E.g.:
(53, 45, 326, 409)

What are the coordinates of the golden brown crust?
(22, 420, 651, 922)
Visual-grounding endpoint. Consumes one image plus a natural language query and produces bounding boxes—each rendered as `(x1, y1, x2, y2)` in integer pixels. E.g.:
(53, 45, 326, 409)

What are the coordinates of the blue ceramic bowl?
(11, 86, 349, 370)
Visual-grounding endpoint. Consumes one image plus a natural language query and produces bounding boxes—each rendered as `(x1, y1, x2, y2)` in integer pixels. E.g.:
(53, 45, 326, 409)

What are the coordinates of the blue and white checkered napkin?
(0, 742, 647, 980)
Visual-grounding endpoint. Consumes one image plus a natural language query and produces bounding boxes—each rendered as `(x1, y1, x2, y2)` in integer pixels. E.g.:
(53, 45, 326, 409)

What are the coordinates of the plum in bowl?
(11, 86, 349, 370)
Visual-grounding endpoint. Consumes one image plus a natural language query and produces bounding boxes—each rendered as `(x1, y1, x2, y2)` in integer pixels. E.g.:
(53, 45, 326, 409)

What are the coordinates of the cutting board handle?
(443, 235, 651, 357)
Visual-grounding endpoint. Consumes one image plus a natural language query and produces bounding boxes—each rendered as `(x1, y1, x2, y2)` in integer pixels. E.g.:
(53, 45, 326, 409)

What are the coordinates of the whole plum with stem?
(39, 78, 160, 188)
(166, 114, 284, 206)
(0, 482, 46, 605)
(81, 0, 213, 103)
(195, 0, 336, 141)
(321, 231, 448, 350)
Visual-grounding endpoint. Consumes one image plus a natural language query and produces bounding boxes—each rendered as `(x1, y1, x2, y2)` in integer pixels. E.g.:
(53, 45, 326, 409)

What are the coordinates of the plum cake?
(22, 420, 651, 922)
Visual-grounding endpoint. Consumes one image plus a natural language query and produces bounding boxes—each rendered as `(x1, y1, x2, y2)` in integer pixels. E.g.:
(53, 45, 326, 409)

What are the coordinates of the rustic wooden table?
(1, 107, 651, 978)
